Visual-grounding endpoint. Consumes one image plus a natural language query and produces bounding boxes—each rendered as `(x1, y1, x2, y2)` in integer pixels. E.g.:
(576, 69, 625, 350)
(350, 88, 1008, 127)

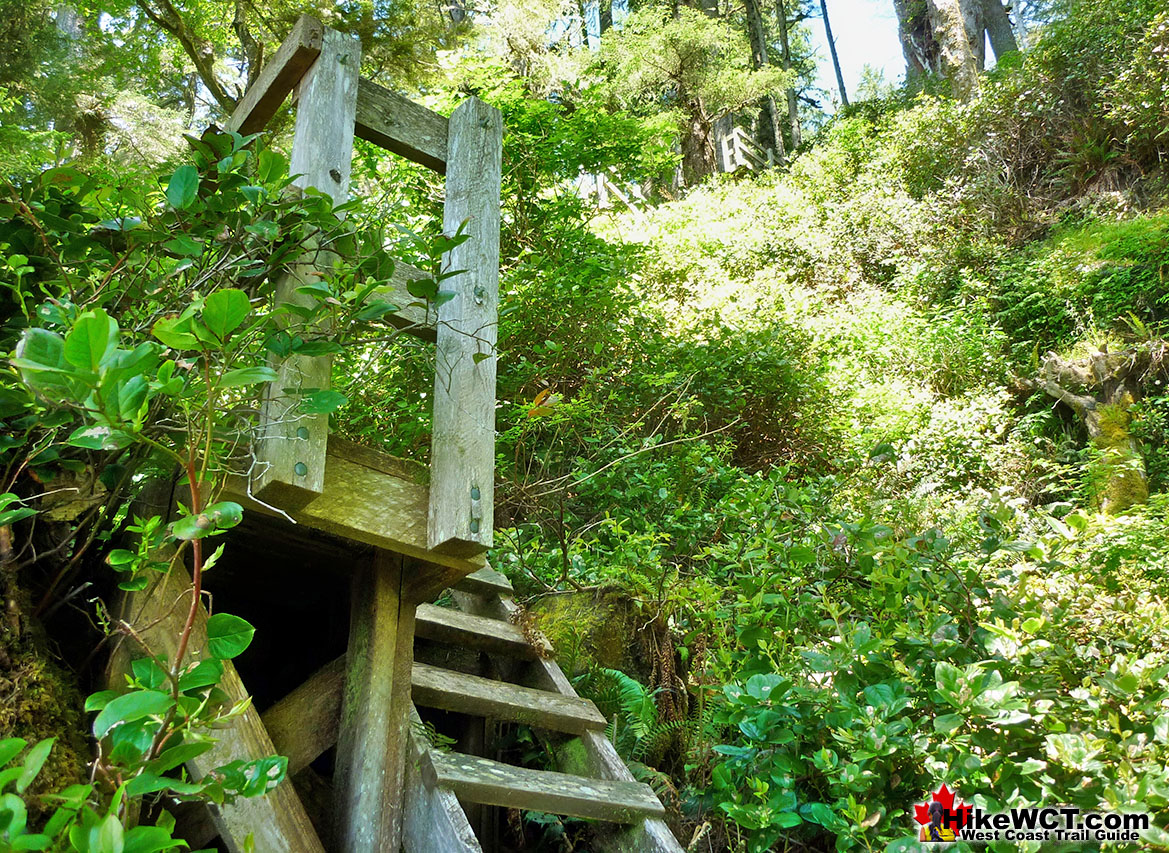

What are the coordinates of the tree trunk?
(1033, 348, 1152, 515)
(894, 0, 936, 82)
(820, 0, 848, 106)
(775, 0, 802, 149)
(983, 0, 1018, 61)
(681, 103, 717, 185)
(926, 0, 980, 99)
(744, 0, 785, 164)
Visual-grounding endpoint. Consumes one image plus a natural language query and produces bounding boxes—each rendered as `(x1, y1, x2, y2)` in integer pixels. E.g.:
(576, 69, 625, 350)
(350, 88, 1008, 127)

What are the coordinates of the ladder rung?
(411, 663, 605, 734)
(415, 603, 540, 658)
(453, 566, 513, 597)
(423, 750, 665, 823)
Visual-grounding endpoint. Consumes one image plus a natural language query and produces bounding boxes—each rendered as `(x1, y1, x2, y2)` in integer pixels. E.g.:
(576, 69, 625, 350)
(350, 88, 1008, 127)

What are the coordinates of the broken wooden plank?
(415, 603, 542, 659)
(253, 26, 360, 509)
(411, 662, 605, 734)
(334, 552, 418, 853)
(226, 15, 324, 135)
(422, 750, 664, 823)
(355, 78, 449, 173)
(428, 97, 502, 557)
(261, 655, 347, 775)
(404, 707, 483, 853)
(453, 565, 512, 597)
(114, 563, 326, 853)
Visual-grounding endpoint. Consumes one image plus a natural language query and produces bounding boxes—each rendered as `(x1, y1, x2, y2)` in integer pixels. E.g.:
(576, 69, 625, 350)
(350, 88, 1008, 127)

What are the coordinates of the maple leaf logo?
(914, 784, 967, 825)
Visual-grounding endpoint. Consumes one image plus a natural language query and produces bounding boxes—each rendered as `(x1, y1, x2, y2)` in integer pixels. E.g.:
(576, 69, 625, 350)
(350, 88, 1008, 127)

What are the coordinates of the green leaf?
(93, 690, 174, 738)
(66, 426, 135, 451)
(219, 366, 277, 387)
(64, 309, 118, 371)
(145, 741, 215, 775)
(122, 825, 186, 853)
(0, 738, 28, 767)
(84, 690, 120, 712)
(152, 316, 199, 351)
(933, 713, 965, 734)
(95, 813, 124, 853)
(118, 375, 149, 419)
(206, 613, 255, 659)
(179, 659, 224, 692)
(166, 164, 200, 209)
(202, 289, 251, 342)
(15, 328, 65, 370)
(299, 389, 348, 414)
(162, 235, 203, 257)
(15, 738, 54, 793)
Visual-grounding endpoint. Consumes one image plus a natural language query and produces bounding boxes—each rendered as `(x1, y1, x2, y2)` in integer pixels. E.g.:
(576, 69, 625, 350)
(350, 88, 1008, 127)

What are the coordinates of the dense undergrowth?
(444, 1, 1169, 849)
(3, 0, 1169, 849)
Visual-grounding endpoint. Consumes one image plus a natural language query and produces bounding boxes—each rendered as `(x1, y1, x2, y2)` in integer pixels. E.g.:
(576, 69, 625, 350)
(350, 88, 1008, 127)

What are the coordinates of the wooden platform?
(224, 437, 485, 577)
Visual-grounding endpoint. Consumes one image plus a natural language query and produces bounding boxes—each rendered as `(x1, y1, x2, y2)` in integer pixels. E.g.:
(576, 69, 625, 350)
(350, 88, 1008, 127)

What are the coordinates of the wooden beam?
(453, 566, 512, 597)
(415, 603, 544, 659)
(226, 15, 324, 135)
(404, 707, 483, 853)
(454, 591, 683, 852)
(114, 565, 326, 852)
(421, 750, 665, 823)
(253, 27, 360, 509)
(355, 78, 449, 173)
(334, 552, 417, 853)
(428, 97, 502, 556)
(224, 438, 486, 576)
(261, 655, 347, 775)
(411, 662, 606, 734)
(384, 259, 439, 341)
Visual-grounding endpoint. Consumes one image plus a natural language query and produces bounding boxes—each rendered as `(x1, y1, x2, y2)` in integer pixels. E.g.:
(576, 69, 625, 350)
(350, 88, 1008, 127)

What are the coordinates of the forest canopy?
(2, 0, 1169, 850)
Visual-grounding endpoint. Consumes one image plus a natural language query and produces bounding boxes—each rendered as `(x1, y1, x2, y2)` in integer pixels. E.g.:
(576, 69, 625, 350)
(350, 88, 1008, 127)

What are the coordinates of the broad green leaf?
(206, 613, 255, 659)
(93, 690, 174, 738)
(166, 164, 199, 209)
(84, 690, 120, 712)
(122, 825, 186, 853)
(219, 366, 277, 387)
(203, 502, 243, 529)
(179, 659, 224, 692)
(299, 389, 348, 414)
(152, 316, 199, 350)
(934, 713, 965, 734)
(15, 328, 65, 370)
(162, 235, 202, 257)
(145, 741, 215, 775)
(64, 309, 118, 371)
(0, 738, 28, 767)
(66, 426, 135, 451)
(118, 374, 149, 419)
(202, 289, 251, 341)
(15, 738, 54, 793)
(94, 813, 124, 853)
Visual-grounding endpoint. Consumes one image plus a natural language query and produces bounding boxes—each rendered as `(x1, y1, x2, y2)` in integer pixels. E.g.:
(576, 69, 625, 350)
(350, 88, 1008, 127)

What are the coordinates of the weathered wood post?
(252, 27, 360, 508)
(333, 551, 417, 852)
(428, 97, 503, 557)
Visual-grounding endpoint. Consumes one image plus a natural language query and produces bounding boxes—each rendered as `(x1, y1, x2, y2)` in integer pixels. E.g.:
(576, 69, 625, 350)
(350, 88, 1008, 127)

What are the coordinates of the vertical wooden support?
(253, 27, 360, 508)
(428, 97, 502, 557)
(113, 562, 327, 853)
(333, 551, 417, 852)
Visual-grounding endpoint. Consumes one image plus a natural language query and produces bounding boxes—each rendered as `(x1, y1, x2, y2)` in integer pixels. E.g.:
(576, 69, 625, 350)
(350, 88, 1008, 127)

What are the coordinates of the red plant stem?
(148, 453, 203, 761)
(172, 454, 203, 677)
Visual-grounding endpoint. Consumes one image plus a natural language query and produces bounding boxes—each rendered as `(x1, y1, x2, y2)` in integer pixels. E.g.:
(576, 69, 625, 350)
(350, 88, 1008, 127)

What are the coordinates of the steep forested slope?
(2, 0, 1169, 849)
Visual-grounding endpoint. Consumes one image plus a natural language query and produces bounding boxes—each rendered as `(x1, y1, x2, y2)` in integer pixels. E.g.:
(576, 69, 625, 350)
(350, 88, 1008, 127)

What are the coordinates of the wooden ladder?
(403, 567, 685, 853)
